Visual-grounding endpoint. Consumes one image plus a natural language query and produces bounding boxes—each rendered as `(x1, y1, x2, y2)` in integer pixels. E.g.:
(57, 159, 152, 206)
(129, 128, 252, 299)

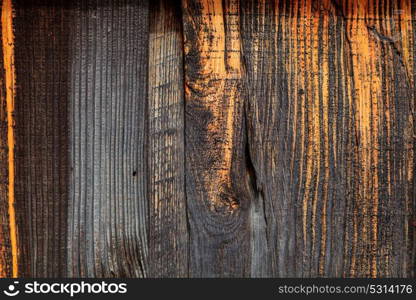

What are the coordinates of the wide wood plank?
(241, 0, 415, 277)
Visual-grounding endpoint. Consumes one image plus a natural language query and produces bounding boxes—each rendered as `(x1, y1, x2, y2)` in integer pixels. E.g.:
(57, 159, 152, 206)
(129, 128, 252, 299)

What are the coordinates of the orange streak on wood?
(284, 0, 299, 192)
(295, 0, 309, 250)
(200, 0, 240, 185)
(1, 0, 17, 278)
(319, 0, 331, 276)
(310, 4, 321, 260)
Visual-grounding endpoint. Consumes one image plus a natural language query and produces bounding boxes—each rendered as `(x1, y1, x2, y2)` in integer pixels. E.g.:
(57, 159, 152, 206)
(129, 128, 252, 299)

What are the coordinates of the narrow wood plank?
(67, 0, 149, 277)
(0, 0, 16, 278)
(182, 0, 254, 277)
(148, 0, 188, 277)
(241, 0, 415, 277)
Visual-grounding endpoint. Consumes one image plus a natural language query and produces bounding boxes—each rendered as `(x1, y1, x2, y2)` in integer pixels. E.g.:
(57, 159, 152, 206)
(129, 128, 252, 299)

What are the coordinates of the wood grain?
(341, 0, 415, 278)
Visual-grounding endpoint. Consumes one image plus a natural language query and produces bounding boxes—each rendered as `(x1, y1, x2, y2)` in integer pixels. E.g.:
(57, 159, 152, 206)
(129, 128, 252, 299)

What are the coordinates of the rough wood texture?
(341, 0, 414, 278)
(148, 0, 188, 278)
(0, 0, 414, 278)
(67, 0, 149, 277)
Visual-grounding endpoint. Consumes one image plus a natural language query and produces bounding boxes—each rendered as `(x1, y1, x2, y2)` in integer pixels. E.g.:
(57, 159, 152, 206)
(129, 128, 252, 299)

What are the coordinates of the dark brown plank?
(12, 0, 71, 277)
(148, 0, 188, 278)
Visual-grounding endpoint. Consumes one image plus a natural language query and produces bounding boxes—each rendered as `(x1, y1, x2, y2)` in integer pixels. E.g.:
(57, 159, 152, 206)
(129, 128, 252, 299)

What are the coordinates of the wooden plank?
(67, 0, 149, 277)
(148, 0, 188, 277)
(182, 0, 255, 277)
(241, 0, 347, 278)
(241, 0, 415, 277)
(0, 0, 16, 278)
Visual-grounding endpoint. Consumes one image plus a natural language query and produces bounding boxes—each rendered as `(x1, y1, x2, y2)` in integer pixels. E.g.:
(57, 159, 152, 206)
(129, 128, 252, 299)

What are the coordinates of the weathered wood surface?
(0, 0, 414, 278)
(241, 0, 415, 278)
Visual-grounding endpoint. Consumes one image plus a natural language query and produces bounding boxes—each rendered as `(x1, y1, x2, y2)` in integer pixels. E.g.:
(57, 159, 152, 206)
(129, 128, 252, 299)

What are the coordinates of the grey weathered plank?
(67, 0, 149, 277)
